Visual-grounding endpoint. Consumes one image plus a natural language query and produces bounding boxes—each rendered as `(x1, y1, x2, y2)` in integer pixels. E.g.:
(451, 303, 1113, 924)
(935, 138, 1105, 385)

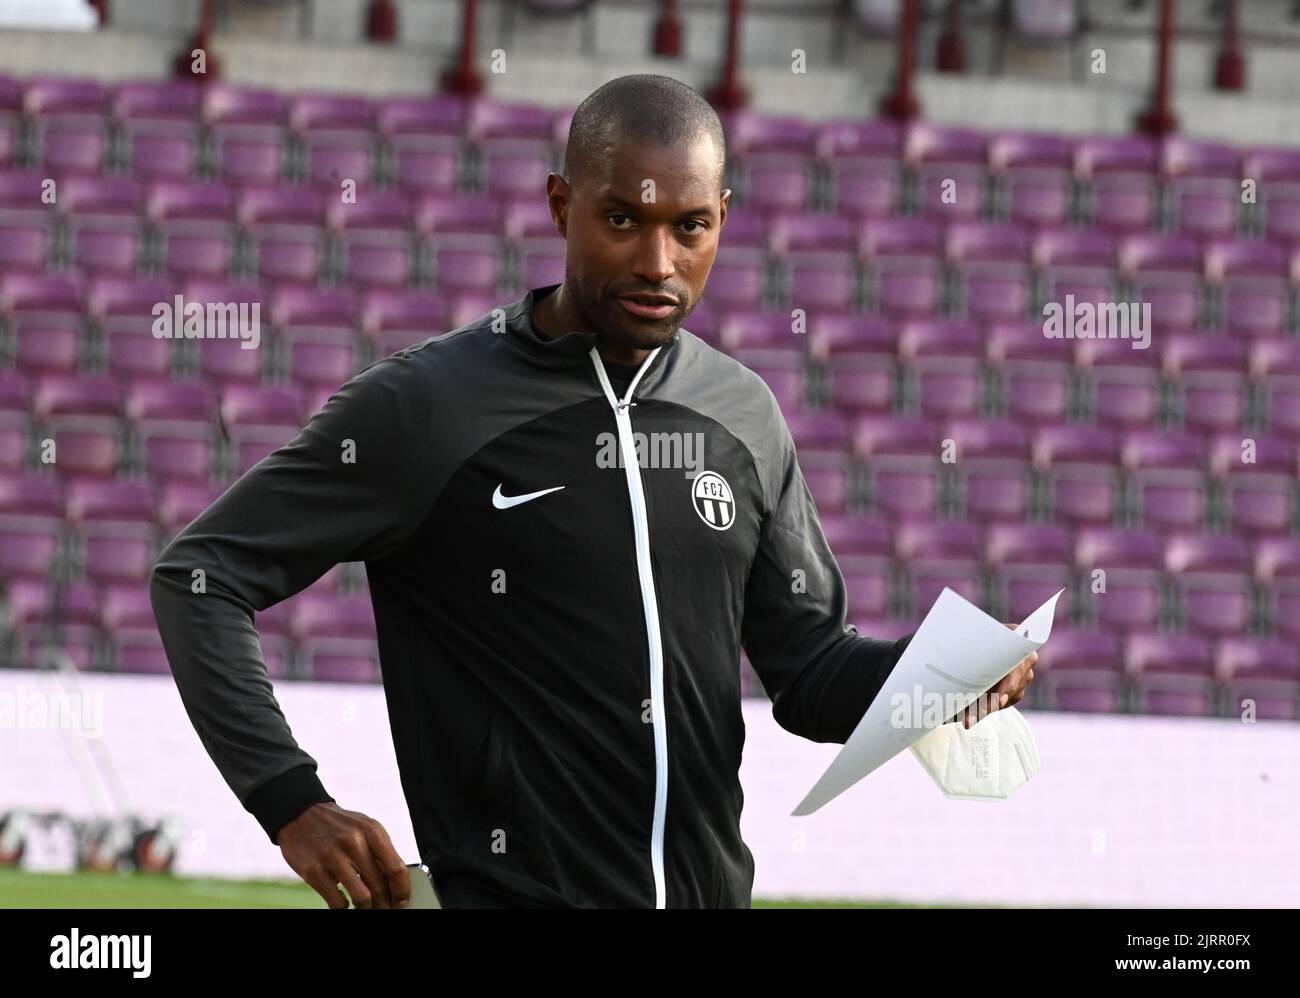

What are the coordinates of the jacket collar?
(503, 283, 679, 386)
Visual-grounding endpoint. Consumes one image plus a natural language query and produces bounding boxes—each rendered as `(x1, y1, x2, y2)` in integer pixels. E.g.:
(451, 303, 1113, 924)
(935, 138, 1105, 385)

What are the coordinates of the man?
(150, 74, 1035, 909)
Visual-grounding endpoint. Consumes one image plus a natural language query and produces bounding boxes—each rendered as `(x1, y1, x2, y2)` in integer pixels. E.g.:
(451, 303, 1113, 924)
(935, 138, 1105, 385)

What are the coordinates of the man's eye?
(682, 220, 706, 235)
(608, 214, 633, 230)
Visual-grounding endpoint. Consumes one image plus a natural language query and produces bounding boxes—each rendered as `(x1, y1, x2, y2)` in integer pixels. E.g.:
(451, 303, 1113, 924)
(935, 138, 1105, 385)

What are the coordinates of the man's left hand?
(959, 623, 1038, 730)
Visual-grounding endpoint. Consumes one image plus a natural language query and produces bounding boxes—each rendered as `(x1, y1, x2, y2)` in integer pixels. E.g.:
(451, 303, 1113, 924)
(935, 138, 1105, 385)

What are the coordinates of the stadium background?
(0, 0, 1297, 907)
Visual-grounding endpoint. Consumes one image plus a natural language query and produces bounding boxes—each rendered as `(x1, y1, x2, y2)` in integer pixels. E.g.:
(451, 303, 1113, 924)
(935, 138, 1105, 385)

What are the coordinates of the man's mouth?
(617, 294, 679, 320)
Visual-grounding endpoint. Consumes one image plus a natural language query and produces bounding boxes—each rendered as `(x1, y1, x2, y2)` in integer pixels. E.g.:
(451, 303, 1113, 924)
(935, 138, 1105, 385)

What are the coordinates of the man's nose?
(631, 226, 675, 285)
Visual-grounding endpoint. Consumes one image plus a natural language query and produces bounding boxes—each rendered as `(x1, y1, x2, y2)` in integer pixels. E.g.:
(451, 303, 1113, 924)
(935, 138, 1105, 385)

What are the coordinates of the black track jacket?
(150, 282, 915, 908)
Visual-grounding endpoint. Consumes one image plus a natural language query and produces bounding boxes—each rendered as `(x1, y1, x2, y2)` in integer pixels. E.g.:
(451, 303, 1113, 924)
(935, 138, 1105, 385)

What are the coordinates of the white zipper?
(590, 345, 668, 909)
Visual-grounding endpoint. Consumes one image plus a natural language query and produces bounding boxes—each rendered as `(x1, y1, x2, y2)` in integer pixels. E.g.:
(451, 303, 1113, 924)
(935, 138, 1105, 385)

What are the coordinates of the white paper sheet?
(791, 587, 1063, 816)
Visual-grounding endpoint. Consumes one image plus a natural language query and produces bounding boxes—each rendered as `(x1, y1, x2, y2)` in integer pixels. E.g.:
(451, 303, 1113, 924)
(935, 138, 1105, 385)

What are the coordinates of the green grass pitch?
(0, 869, 956, 908)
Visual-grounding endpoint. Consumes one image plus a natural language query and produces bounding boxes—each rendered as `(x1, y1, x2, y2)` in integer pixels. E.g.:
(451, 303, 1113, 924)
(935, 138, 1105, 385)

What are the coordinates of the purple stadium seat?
(58, 176, 144, 276)
(148, 180, 237, 279)
(8, 307, 80, 376)
(31, 374, 122, 479)
(237, 185, 328, 287)
(785, 409, 850, 459)
(799, 450, 850, 515)
(839, 554, 892, 621)
(413, 193, 501, 235)
(1034, 425, 1121, 527)
(1076, 335, 1162, 429)
(945, 220, 1032, 323)
(1, 578, 54, 666)
(900, 318, 984, 420)
(377, 97, 466, 197)
(740, 354, 806, 414)
(112, 81, 203, 181)
(1237, 147, 1300, 246)
(157, 481, 224, 537)
(89, 276, 178, 382)
(360, 289, 446, 358)
(1161, 137, 1241, 240)
(480, 137, 554, 206)
(817, 119, 903, 219)
(827, 156, 902, 219)
(1117, 232, 1205, 333)
(203, 85, 289, 187)
(989, 131, 1073, 228)
(114, 627, 171, 676)
(822, 334, 894, 415)
(183, 279, 268, 386)
(329, 190, 416, 289)
(816, 119, 902, 161)
(1121, 429, 1208, 532)
(467, 100, 555, 144)
(79, 518, 155, 585)
(0, 515, 61, 581)
(771, 213, 858, 308)
(0, 409, 27, 471)
(722, 110, 814, 157)
(905, 123, 989, 220)
(1165, 533, 1253, 637)
(854, 416, 940, 520)
(289, 93, 376, 191)
(1073, 527, 1163, 632)
(1035, 628, 1124, 712)
(292, 593, 379, 683)
(1252, 339, 1300, 439)
(986, 319, 1076, 428)
(271, 286, 360, 390)
(1161, 333, 1247, 433)
(1215, 637, 1299, 721)
(219, 385, 305, 477)
(858, 218, 943, 317)
(0, 174, 53, 271)
(1125, 632, 1216, 716)
(819, 512, 893, 557)
(1073, 135, 1159, 232)
(985, 522, 1073, 622)
(99, 583, 160, 634)
(125, 121, 201, 182)
(427, 230, 502, 299)
(701, 244, 767, 311)
(1209, 433, 1297, 537)
(125, 381, 217, 483)
(1205, 238, 1289, 338)
(737, 152, 814, 219)
(808, 312, 894, 363)
(946, 418, 1032, 522)
(715, 309, 803, 359)
(0, 472, 62, 516)
(1254, 536, 1300, 642)
(1034, 227, 1118, 310)
(896, 520, 983, 613)
(24, 77, 110, 176)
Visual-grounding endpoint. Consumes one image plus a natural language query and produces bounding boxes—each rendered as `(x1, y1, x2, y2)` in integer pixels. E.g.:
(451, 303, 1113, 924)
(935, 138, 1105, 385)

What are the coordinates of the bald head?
(561, 74, 726, 194)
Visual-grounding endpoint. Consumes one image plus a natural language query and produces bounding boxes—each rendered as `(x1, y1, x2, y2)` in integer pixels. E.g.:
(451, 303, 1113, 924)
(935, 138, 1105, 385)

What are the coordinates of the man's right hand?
(277, 802, 412, 909)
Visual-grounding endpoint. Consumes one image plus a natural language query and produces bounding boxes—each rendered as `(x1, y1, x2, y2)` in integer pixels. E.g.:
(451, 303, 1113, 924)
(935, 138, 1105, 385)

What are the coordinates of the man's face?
(547, 135, 730, 353)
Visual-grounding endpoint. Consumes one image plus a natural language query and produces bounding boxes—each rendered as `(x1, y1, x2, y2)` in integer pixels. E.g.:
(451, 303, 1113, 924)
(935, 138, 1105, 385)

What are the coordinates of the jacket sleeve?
(740, 399, 914, 744)
(149, 354, 438, 844)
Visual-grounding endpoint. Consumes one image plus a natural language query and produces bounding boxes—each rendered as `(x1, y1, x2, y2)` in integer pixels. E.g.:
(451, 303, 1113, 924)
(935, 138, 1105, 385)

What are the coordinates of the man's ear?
(546, 173, 571, 237)
(719, 188, 731, 227)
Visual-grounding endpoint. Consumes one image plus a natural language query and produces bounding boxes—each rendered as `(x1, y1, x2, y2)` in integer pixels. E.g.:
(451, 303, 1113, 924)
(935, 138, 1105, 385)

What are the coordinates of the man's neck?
(532, 284, 652, 368)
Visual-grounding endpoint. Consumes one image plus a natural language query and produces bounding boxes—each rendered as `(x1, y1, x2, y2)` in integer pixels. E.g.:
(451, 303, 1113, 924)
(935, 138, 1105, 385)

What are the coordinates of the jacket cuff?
(245, 764, 335, 845)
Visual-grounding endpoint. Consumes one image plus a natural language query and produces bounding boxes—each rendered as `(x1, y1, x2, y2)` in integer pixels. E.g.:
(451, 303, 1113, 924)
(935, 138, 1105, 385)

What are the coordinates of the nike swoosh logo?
(492, 484, 566, 509)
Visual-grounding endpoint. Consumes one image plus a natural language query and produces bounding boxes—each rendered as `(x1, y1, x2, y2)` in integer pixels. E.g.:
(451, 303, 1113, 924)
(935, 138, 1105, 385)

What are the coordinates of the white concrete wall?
(3, 667, 1296, 906)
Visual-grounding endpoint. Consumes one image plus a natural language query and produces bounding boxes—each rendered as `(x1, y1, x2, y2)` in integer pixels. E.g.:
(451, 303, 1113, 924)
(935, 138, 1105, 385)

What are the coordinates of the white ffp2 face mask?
(908, 705, 1041, 801)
